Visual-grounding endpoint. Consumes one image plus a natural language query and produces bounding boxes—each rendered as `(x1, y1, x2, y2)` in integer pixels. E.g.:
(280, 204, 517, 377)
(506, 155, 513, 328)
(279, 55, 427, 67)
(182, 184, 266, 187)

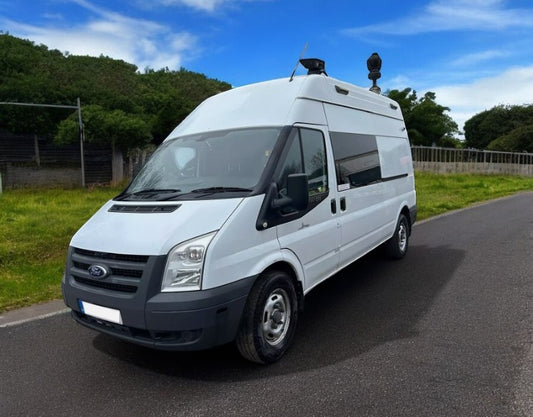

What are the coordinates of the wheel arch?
(399, 205, 412, 235)
(261, 261, 305, 313)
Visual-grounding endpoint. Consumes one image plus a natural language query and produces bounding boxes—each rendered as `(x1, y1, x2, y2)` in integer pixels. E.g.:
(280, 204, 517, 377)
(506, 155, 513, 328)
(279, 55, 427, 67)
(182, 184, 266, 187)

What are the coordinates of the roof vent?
(300, 58, 328, 76)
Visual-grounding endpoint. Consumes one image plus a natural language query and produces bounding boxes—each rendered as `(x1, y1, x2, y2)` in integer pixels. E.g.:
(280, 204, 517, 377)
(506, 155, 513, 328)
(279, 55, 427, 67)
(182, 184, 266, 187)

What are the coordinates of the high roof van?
(62, 59, 417, 364)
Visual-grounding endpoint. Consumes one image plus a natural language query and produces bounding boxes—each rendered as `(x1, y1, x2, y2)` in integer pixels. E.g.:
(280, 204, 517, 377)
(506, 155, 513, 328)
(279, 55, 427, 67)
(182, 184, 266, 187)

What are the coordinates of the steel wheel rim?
(262, 289, 291, 346)
(398, 222, 407, 253)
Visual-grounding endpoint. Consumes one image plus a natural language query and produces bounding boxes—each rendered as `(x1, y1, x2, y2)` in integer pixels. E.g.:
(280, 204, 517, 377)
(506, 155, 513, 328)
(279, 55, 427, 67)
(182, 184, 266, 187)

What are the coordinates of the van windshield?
(118, 127, 281, 200)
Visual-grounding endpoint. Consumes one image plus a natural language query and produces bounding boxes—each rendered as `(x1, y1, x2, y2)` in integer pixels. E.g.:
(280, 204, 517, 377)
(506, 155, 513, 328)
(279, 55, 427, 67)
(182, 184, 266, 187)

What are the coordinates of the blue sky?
(1, 0, 533, 134)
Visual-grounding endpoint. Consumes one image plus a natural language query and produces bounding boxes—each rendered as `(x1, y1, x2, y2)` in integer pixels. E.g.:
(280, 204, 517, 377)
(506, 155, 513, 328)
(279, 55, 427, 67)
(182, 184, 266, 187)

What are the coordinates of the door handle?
(331, 199, 337, 214)
(340, 197, 346, 211)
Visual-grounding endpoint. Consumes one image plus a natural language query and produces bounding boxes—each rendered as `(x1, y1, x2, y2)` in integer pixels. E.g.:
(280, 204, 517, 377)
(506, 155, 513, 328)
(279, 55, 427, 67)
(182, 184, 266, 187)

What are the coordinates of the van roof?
(166, 74, 403, 139)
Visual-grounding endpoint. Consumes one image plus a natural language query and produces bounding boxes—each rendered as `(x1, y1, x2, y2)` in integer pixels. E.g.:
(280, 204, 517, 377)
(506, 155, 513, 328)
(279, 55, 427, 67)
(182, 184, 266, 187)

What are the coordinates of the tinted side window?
(301, 128, 328, 197)
(275, 127, 328, 202)
(330, 132, 381, 188)
(276, 129, 303, 196)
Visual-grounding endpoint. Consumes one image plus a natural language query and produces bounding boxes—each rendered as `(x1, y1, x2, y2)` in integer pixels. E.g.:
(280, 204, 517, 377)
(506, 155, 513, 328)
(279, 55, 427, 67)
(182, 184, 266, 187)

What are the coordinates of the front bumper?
(62, 246, 255, 350)
(67, 279, 253, 350)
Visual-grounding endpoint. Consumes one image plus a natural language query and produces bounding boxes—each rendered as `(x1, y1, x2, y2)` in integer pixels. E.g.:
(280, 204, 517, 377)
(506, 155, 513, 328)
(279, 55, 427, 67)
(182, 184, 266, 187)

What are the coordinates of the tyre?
(384, 213, 410, 260)
(236, 270, 298, 364)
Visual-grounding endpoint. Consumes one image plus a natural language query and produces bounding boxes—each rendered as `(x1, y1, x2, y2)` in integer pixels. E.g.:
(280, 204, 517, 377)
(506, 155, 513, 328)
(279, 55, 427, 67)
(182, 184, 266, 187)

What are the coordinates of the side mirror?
(272, 173, 309, 211)
(287, 173, 309, 211)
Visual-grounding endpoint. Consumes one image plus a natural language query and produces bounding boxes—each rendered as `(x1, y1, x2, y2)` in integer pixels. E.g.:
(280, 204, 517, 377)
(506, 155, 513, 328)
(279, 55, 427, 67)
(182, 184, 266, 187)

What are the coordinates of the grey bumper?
(62, 246, 255, 351)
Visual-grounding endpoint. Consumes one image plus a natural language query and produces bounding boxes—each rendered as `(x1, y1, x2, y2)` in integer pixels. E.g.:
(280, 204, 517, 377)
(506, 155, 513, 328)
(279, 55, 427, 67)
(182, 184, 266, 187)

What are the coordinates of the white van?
(62, 59, 416, 364)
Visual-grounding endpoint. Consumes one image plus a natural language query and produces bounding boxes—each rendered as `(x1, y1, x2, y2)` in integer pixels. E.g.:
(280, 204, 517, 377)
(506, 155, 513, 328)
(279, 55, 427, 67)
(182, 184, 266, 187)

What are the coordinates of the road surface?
(1, 192, 532, 417)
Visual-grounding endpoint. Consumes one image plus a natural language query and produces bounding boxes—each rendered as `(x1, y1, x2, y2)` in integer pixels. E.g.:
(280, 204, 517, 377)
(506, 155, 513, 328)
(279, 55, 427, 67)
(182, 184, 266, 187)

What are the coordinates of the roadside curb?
(0, 300, 69, 328)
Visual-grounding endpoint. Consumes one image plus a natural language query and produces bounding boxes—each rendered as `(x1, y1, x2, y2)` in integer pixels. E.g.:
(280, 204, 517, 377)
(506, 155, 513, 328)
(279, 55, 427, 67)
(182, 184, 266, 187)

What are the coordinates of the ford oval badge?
(88, 264, 109, 279)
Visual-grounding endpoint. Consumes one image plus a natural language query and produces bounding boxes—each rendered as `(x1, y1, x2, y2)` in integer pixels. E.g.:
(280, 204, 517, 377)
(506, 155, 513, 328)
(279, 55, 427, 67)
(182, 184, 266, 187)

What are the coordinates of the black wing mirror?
(272, 173, 309, 211)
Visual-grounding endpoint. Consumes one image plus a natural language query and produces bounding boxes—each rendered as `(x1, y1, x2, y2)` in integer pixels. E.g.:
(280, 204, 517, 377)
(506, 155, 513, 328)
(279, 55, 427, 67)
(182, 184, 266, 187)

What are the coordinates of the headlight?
(161, 231, 217, 292)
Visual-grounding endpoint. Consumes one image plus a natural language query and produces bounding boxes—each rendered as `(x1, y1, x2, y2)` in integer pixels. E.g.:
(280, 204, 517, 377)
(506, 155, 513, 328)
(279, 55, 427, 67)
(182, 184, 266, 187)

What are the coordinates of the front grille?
(74, 276, 138, 293)
(74, 248, 148, 263)
(70, 247, 149, 294)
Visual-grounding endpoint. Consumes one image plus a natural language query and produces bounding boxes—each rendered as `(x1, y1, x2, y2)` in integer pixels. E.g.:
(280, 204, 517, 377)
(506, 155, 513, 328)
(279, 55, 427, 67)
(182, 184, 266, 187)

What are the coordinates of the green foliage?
(487, 124, 533, 152)
(0, 34, 231, 150)
(56, 105, 152, 152)
(439, 136, 464, 148)
(385, 88, 459, 146)
(464, 105, 533, 150)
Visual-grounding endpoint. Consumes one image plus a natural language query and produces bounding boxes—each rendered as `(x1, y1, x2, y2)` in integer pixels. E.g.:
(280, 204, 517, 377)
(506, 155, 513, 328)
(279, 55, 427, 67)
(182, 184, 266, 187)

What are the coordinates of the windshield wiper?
(190, 187, 253, 194)
(115, 189, 182, 200)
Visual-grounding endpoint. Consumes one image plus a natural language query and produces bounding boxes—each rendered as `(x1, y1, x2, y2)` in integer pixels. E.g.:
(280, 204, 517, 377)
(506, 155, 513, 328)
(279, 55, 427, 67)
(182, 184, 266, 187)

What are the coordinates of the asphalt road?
(1, 192, 532, 417)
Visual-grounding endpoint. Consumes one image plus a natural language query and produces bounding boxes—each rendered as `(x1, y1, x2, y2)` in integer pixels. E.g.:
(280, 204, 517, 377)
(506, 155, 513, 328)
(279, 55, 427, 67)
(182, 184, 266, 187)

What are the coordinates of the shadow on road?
(92, 244, 464, 381)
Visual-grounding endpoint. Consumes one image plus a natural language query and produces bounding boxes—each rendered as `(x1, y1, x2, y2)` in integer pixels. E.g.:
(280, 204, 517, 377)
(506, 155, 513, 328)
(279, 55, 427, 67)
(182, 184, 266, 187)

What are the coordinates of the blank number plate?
(79, 300, 123, 325)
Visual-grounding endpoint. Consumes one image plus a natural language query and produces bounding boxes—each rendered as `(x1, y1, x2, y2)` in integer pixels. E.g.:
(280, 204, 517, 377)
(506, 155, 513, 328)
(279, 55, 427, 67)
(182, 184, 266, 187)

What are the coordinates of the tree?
(1, 34, 231, 147)
(56, 105, 152, 182)
(385, 88, 459, 146)
(56, 105, 152, 152)
(464, 105, 533, 150)
(487, 125, 533, 152)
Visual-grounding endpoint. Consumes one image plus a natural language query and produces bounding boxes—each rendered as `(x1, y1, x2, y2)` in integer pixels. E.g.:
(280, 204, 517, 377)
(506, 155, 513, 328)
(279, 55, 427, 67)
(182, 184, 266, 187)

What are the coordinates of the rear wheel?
(384, 213, 410, 259)
(236, 270, 298, 364)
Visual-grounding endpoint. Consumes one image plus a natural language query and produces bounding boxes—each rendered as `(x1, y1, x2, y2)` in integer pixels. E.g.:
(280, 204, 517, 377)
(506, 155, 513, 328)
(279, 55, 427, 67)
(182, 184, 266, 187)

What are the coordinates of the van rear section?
(62, 56, 416, 363)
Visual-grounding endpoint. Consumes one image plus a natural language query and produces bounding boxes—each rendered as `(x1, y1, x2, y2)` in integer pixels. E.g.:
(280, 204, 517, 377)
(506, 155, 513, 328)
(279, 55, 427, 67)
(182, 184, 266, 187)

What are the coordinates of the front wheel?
(236, 270, 298, 364)
(384, 213, 410, 259)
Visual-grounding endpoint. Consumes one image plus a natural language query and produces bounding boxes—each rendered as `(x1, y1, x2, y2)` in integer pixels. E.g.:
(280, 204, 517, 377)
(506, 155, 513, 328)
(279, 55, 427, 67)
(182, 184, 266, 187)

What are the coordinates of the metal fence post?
(77, 98, 86, 187)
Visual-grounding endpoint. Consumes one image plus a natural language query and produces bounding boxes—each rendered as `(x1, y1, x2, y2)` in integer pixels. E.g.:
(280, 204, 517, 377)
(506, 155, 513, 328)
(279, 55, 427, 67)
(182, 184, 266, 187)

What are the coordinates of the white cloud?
(154, 0, 264, 13)
(159, 0, 230, 12)
(1, 0, 197, 71)
(429, 65, 533, 132)
(448, 49, 511, 67)
(343, 0, 533, 37)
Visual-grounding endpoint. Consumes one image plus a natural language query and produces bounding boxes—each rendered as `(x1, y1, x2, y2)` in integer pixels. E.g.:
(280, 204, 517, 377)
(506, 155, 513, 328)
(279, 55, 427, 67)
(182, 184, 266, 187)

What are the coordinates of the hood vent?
(109, 204, 180, 213)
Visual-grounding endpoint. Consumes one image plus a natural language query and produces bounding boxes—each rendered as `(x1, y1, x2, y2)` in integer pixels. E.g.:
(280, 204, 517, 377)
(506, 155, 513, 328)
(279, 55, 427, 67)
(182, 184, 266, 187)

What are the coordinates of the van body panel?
(275, 124, 340, 292)
(169, 78, 307, 136)
(202, 195, 282, 290)
(276, 196, 340, 292)
(168, 75, 404, 139)
(69, 199, 243, 256)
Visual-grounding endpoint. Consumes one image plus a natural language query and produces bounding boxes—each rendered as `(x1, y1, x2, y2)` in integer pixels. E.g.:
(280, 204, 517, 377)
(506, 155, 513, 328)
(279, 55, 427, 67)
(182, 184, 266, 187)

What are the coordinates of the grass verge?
(0, 186, 120, 312)
(1, 173, 533, 312)
(415, 172, 533, 220)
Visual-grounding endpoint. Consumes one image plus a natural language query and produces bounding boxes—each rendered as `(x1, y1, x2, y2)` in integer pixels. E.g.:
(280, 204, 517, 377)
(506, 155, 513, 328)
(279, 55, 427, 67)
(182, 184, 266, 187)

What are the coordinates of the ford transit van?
(62, 59, 416, 363)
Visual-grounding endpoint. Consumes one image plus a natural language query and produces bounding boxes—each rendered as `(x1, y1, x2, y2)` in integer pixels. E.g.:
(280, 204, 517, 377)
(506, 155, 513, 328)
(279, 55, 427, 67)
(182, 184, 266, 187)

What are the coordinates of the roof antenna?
(300, 58, 327, 76)
(367, 52, 382, 94)
(289, 42, 308, 82)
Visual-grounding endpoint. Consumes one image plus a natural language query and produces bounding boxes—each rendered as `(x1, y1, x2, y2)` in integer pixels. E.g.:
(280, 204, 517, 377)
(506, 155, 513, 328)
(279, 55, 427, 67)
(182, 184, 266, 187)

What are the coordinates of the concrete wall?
(0, 164, 82, 188)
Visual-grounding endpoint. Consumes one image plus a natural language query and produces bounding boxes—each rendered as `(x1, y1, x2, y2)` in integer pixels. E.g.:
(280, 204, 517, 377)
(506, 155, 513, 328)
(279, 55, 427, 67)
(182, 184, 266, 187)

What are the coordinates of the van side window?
(301, 128, 328, 197)
(275, 128, 328, 203)
(329, 132, 382, 188)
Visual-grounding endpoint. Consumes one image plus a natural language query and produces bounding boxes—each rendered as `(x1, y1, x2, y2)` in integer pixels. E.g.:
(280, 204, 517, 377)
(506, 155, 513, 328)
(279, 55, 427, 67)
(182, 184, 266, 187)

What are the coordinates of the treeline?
(464, 105, 533, 152)
(385, 88, 533, 152)
(0, 34, 231, 152)
(2, 34, 531, 153)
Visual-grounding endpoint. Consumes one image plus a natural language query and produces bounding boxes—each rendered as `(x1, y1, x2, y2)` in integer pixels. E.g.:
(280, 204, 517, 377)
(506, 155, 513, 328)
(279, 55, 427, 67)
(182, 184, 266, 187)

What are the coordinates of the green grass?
(415, 172, 533, 220)
(0, 186, 120, 312)
(1, 173, 533, 312)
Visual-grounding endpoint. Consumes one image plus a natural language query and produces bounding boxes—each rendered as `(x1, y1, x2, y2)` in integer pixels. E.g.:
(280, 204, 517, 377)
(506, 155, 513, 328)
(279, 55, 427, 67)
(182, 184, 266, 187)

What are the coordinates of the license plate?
(79, 300, 123, 325)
